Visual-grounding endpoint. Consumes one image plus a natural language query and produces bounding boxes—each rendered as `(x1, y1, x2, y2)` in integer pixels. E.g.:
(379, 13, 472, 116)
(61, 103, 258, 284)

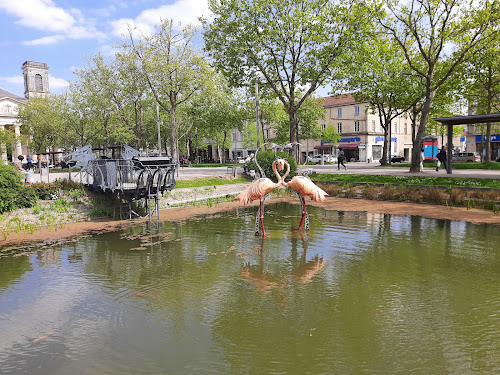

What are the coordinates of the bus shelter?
(433, 113, 500, 174)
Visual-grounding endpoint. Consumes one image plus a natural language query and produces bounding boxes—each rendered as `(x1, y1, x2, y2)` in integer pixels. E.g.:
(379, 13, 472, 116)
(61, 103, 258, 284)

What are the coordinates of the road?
(31, 161, 499, 183)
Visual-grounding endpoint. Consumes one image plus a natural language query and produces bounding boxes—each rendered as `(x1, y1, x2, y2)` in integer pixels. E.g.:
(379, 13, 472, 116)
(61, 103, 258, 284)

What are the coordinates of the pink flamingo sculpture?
(236, 159, 284, 236)
(280, 159, 328, 231)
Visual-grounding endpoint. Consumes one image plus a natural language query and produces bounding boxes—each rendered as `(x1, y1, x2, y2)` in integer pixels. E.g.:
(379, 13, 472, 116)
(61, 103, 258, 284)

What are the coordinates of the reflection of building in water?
(36, 248, 62, 266)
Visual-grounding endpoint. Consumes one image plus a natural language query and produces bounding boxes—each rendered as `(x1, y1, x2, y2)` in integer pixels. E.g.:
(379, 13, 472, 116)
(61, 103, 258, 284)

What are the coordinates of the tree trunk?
(289, 110, 298, 160)
(410, 86, 435, 172)
(169, 107, 178, 161)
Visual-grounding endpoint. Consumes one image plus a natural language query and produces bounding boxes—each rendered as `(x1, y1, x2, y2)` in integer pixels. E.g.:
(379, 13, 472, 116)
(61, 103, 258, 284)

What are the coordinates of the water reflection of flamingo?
(280, 159, 328, 231)
(236, 159, 284, 236)
(239, 238, 276, 293)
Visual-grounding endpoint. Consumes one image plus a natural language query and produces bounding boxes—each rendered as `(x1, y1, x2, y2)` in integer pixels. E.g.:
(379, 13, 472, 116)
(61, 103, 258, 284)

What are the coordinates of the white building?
(314, 94, 414, 162)
(0, 61, 49, 161)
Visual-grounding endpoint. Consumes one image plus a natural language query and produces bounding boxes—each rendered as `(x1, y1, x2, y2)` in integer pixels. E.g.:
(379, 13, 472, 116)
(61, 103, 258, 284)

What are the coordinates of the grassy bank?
(312, 173, 500, 189)
(175, 176, 250, 188)
(386, 162, 500, 170)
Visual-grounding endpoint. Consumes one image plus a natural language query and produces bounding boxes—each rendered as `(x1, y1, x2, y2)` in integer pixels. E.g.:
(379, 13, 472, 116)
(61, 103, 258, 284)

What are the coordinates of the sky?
(0, 0, 211, 96)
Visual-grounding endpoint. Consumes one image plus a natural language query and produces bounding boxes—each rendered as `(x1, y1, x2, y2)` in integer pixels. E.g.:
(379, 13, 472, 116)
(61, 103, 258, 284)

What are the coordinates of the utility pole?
(255, 81, 260, 150)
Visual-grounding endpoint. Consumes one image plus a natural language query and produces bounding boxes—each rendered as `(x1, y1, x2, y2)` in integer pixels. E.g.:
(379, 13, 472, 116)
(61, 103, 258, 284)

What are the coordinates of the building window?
(355, 106, 360, 116)
(393, 122, 397, 133)
(337, 122, 342, 133)
(371, 120, 375, 132)
(337, 108, 342, 118)
(354, 120, 360, 132)
(35, 74, 43, 91)
(379, 123, 383, 132)
(404, 122, 407, 134)
(321, 123, 326, 131)
(265, 129, 270, 139)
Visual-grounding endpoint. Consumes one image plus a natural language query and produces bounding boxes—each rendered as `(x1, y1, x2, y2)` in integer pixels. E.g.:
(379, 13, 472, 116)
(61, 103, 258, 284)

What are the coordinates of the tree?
(126, 19, 212, 162)
(465, 44, 500, 161)
(190, 75, 248, 163)
(373, 0, 500, 171)
(348, 33, 417, 164)
(203, 0, 369, 159)
(80, 52, 153, 150)
(18, 95, 65, 155)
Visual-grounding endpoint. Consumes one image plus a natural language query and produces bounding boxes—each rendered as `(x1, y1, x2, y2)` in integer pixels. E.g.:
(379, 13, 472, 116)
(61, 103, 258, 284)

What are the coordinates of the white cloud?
(0, 0, 75, 32)
(50, 75, 69, 90)
(0, 0, 106, 43)
(22, 35, 64, 45)
(110, 0, 210, 38)
(0, 75, 23, 85)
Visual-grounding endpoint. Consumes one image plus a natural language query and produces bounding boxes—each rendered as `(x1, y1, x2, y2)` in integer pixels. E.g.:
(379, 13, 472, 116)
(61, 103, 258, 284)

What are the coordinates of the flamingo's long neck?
(272, 160, 281, 184)
(281, 160, 291, 186)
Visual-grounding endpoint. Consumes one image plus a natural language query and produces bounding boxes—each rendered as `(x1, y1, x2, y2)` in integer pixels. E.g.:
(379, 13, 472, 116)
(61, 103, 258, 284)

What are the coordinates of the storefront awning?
(313, 145, 332, 150)
(337, 143, 359, 149)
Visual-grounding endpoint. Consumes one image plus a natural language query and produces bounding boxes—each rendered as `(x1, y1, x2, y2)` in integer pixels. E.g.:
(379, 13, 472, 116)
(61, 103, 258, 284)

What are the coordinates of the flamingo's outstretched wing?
(236, 178, 281, 206)
(287, 176, 328, 202)
(236, 179, 260, 206)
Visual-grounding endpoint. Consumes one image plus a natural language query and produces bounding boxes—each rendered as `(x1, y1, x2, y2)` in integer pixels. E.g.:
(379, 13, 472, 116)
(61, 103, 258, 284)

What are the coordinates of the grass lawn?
(175, 176, 251, 189)
(312, 173, 500, 189)
(385, 162, 500, 170)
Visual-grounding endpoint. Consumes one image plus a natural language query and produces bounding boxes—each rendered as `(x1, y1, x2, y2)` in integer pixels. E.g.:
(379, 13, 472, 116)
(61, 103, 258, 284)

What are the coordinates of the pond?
(1, 202, 500, 374)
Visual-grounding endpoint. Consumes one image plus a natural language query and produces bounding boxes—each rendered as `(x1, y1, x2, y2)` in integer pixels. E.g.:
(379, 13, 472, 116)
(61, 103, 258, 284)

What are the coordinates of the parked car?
(308, 154, 335, 163)
(452, 152, 480, 162)
(390, 155, 406, 163)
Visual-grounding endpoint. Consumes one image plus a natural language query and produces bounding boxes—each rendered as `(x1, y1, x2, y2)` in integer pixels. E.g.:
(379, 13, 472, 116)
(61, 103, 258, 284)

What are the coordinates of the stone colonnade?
(0, 123, 25, 162)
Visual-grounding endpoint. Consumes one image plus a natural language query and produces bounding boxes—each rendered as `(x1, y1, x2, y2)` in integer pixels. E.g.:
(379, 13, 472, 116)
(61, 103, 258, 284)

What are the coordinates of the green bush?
(29, 182, 60, 200)
(0, 163, 38, 213)
(246, 151, 298, 182)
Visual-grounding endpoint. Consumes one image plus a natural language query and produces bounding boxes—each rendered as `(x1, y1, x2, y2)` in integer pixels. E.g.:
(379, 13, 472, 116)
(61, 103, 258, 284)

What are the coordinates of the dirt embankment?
(2, 193, 500, 248)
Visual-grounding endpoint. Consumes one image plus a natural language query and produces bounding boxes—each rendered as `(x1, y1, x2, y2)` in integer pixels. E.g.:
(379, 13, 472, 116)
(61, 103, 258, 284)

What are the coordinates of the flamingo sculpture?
(279, 159, 328, 231)
(236, 158, 284, 236)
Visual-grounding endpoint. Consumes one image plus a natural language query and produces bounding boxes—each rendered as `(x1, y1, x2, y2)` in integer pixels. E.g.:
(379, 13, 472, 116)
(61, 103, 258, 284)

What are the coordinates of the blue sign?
(475, 134, 500, 142)
(339, 136, 361, 143)
(321, 136, 361, 145)
(375, 136, 397, 143)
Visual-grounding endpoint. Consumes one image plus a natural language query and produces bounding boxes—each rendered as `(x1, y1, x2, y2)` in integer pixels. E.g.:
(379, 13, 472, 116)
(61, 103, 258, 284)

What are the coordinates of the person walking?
(436, 147, 447, 172)
(419, 148, 424, 172)
(337, 148, 347, 170)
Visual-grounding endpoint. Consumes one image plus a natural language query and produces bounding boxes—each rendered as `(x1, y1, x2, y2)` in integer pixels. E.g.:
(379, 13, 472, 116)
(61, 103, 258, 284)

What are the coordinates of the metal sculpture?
(236, 157, 284, 236)
(279, 159, 328, 231)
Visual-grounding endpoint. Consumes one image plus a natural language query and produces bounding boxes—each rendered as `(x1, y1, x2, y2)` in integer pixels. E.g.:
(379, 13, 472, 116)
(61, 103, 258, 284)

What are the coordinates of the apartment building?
(228, 93, 415, 163)
(313, 94, 414, 162)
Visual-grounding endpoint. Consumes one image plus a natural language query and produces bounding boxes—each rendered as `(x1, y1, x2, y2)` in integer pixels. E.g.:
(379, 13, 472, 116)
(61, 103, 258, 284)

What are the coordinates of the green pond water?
(1, 202, 500, 374)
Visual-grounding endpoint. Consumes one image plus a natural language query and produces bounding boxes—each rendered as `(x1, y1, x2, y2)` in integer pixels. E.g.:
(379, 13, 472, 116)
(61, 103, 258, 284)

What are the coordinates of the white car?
(308, 154, 335, 163)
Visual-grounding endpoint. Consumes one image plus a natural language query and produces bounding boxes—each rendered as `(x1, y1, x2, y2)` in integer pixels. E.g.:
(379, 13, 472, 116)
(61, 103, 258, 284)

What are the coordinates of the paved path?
(33, 161, 499, 183)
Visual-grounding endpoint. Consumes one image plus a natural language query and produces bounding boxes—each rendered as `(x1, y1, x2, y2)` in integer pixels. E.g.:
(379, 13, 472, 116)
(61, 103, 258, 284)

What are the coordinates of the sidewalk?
(35, 162, 499, 184)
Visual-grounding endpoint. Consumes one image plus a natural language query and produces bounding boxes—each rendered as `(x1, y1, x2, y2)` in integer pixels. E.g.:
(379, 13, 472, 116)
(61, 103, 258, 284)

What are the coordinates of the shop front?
(337, 137, 361, 161)
(475, 134, 500, 160)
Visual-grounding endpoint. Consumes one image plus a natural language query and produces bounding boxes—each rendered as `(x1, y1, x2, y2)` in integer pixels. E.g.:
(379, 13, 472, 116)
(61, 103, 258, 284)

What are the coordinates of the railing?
(82, 159, 176, 199)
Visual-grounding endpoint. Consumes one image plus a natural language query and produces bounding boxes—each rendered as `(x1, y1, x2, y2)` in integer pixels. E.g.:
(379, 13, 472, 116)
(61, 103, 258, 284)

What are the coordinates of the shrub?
(245, 151, 298, 182)
(29, 182, 60, 200)
(405, 187, 422, 203)
(362, 185, 379, 200)
(0, 163, 38, 213)
(379, 185, 400, 200)
(55, 178, 82, 191)
(449, 188, 466, 206)
(420, 187, 448, 204)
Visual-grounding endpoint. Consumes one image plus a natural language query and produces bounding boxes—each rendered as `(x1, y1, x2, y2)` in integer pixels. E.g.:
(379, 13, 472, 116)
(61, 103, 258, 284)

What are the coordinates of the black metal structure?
(84, 158, 176, 220)
(61, 145, 177, 220)
(434, 113, 500, 174)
